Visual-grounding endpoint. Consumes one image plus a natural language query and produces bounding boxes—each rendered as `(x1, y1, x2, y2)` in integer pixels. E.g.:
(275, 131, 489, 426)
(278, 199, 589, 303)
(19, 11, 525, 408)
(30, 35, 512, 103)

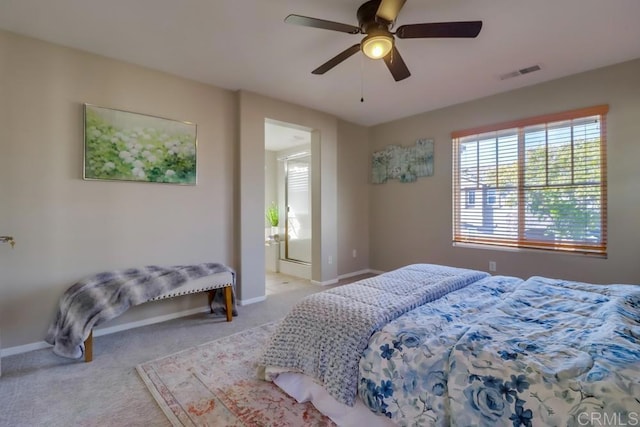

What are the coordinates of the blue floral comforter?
(359, 275, 640, 426)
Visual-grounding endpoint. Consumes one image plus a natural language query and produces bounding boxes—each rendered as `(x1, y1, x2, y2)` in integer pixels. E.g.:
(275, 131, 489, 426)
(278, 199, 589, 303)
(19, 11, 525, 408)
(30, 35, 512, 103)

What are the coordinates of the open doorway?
(264, 119, 312, 285)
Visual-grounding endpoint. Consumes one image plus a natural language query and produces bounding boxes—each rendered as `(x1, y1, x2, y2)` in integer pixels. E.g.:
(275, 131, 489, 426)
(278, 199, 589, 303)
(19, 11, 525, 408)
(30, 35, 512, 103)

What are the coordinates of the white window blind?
(452, 105, 608, 255)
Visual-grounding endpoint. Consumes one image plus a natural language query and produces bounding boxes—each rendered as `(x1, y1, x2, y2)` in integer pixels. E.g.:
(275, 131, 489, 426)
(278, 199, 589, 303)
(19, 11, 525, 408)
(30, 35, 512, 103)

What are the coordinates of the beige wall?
(0, 31, 237, 348)
(369, 59, 640, 284)
(337, 120, 370, 275)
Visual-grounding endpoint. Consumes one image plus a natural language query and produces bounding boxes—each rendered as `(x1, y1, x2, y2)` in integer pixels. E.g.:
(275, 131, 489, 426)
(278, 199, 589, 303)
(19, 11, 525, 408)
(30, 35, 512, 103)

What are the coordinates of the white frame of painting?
(83, 104, 197, 185)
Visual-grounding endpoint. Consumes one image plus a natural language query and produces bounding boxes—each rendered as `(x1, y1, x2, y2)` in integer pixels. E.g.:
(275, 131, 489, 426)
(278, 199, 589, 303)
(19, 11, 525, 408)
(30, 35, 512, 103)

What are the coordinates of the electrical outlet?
(328, 256, 333, 265)
(352, 249, 357, 258)
(489, 261, 496, 272)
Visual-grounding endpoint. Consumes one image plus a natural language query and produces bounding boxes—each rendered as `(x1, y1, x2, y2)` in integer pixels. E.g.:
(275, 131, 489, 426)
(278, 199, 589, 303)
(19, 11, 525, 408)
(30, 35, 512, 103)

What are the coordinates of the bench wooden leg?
(224, 286, 233, 322)
(84, 329, 93, 362)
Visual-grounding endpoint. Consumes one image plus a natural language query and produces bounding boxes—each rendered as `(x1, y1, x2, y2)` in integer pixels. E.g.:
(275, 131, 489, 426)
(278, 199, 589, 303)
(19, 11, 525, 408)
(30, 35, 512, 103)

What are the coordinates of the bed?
(257, 264, 640, 426)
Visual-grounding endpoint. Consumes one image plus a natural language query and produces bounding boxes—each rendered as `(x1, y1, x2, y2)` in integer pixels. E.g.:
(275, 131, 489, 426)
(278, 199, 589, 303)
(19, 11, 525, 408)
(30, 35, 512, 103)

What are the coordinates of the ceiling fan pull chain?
(360, 54, 365, 102)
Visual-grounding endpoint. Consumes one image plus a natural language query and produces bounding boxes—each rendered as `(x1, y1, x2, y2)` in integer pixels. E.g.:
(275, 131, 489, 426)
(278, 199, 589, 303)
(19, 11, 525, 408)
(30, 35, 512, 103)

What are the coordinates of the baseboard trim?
(311, 268, 379, 287)
(311, 279, 339, 286)
(1, 305, 210, 358)
(1, 340, 51, 358)
(338, 269, 375, 280)
(239, 295, 267, 305)
(369, 269, 385, 275)
(93, 306, 209, 338)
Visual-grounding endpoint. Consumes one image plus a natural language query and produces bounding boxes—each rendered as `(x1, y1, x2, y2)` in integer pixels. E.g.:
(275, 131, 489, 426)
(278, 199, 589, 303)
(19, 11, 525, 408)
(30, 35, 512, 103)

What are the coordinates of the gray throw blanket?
(257, 264, 489, 406)
(46, 263, 236, 359)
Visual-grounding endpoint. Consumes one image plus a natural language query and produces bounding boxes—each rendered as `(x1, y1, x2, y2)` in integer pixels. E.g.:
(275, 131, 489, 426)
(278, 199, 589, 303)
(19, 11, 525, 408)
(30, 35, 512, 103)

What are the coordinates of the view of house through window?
(452, 105, 608, 255)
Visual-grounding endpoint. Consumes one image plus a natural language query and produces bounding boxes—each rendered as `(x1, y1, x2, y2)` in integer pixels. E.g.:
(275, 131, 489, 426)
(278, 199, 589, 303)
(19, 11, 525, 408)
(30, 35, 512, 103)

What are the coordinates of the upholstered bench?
(83, 271, 234, 362)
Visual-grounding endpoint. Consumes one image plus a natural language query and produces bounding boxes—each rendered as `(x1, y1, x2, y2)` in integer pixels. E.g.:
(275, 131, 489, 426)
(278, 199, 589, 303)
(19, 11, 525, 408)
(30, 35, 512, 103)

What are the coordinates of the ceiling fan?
(285, 0, 482, 82)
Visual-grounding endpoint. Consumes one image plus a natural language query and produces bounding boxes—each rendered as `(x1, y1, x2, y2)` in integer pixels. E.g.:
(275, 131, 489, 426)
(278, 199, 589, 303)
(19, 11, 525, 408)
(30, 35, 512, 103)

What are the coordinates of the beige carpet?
(137, 322, 335, 426)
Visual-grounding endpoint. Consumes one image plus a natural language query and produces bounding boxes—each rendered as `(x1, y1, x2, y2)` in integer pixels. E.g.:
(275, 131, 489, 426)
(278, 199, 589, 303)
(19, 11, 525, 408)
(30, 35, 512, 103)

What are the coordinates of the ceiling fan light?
(361, 34, 393, 59)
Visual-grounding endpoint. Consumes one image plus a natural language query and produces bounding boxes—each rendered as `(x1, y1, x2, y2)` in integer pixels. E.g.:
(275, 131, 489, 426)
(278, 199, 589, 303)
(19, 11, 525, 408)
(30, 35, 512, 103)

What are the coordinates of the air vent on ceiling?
(499, 64, 542, 81)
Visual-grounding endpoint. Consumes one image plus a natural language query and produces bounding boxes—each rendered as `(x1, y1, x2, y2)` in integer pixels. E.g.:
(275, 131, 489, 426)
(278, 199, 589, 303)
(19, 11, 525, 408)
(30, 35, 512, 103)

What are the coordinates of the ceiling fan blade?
(383, 46, 411, 81)
(376, 0, 407, 23)
(312, 44, 361, 75)
(285, 14, 360, 34)
(396, 21, 483, 39)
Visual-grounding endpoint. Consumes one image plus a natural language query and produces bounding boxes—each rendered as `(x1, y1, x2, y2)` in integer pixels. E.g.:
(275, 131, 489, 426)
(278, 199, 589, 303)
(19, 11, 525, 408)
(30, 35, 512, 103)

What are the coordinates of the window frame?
(452, 105, 608, 255)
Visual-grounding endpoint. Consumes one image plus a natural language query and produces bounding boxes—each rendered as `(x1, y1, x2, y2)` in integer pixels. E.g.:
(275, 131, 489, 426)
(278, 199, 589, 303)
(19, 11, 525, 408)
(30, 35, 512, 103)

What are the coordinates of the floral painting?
(371, 138, 434, 184)
(83, 104, 197, 184)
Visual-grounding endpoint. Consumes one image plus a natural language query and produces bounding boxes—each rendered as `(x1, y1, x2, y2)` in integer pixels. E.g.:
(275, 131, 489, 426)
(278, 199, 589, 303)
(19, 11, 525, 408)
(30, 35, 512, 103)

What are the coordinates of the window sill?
(452, 241, 607, 259)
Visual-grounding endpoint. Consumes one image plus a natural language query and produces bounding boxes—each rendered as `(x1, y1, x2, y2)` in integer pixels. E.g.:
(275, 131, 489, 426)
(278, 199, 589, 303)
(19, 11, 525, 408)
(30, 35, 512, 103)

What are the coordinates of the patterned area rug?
(137, 322, 335, 426)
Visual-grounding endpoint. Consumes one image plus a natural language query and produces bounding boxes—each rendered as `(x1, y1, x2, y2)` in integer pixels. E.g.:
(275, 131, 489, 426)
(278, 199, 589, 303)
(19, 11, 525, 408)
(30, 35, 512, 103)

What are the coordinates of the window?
(486, 188, 497, 206)
(465, 189, 476, 208)
(452, 105, 608, 255)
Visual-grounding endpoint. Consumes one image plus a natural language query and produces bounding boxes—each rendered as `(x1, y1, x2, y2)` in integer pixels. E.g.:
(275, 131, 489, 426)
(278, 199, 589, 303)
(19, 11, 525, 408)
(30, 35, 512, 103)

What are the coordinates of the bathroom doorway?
(264, 119, 312, 280)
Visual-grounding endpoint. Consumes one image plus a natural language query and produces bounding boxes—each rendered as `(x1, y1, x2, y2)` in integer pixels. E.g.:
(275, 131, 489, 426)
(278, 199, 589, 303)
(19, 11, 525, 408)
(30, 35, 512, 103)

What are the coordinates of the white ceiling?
(265, 120, 311, 152)
(1, 0, 639, 126)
